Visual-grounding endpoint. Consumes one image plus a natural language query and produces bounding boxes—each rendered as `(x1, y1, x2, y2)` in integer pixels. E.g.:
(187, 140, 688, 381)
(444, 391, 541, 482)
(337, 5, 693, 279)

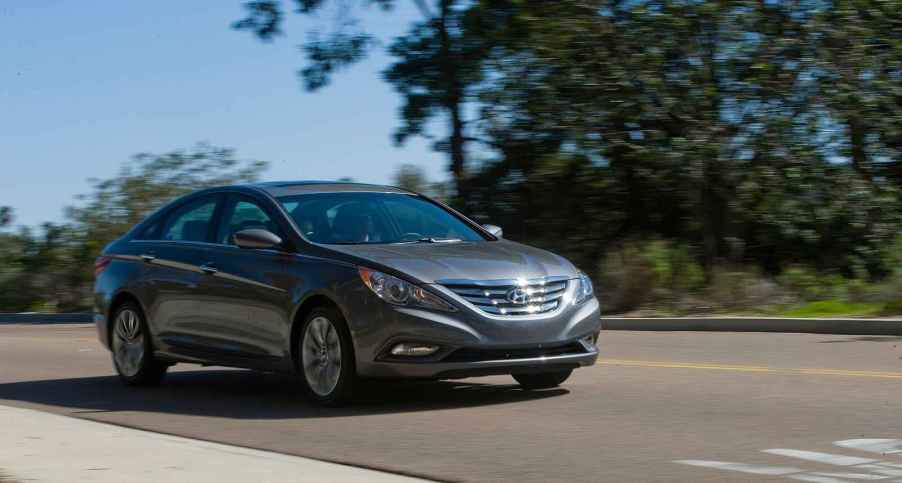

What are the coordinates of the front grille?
(440, 276, 570, 316)
(442, 342, 587, 363)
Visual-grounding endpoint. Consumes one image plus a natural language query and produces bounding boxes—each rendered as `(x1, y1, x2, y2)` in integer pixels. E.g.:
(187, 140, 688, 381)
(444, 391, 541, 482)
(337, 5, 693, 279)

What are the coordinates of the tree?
(806, 1, 902, 184)
(393, 163, 429, 193)
(234, 0, 487, 205)
(232, 0, 902, 281)
(0, 207, 11, 228)
(391, 163, 450, 200)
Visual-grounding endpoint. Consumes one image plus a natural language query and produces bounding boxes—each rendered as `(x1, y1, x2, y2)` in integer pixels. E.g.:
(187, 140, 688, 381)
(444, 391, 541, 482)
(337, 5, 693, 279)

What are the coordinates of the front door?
(199, 194, 295, 365)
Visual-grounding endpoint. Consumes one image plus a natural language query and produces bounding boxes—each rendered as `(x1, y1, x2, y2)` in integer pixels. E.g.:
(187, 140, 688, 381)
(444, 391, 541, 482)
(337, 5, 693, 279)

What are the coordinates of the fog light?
(390, 343, 440, 357)
(580, 333, 598, 350)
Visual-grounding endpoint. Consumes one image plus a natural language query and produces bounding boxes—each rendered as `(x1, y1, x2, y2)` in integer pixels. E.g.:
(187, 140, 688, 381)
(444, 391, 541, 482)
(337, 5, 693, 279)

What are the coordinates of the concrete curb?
(0, 404, 432, 483)
(603, 317, 902, 336)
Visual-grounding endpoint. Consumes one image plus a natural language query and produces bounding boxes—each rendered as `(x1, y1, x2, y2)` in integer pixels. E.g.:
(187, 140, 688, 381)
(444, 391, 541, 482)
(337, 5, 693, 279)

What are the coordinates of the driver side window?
(218, 197, 283, 246)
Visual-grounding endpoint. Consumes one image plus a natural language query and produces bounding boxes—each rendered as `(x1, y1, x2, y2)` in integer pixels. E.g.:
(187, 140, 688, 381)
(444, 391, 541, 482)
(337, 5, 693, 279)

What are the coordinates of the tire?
(297, 306, 356, 406)
(513, 369, 573, 390)
(110, 302, 167, 386)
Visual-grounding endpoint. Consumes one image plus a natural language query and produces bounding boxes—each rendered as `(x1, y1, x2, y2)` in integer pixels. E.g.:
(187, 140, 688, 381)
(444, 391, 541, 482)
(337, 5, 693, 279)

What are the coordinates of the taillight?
(94, 256, 112, 277)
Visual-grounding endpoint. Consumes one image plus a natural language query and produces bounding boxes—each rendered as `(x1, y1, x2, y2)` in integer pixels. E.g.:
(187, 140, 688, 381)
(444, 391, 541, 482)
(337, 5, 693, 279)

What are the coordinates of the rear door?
(140, 194, 225, 357)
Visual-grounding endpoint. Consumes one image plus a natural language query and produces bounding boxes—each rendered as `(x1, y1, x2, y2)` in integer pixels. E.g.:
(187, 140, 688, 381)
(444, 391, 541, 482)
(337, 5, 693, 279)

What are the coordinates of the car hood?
(324, 240, 578, 284)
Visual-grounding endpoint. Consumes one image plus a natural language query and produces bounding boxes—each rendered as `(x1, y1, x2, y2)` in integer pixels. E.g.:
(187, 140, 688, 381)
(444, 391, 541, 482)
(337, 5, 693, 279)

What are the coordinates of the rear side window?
(160, 198, 218, 243)
(134, 219, 162, 241)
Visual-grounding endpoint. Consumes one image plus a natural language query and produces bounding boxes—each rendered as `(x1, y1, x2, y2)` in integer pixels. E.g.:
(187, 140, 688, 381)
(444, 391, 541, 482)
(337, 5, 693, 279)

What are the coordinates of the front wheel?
(298, 307, 356, 406)
(110, 302, 167, 386)
(513, 369, 572, 390)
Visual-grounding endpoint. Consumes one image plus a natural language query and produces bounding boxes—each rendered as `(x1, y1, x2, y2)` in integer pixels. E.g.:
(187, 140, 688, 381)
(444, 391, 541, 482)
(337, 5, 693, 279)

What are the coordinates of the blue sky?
(1, 1, 445, 228)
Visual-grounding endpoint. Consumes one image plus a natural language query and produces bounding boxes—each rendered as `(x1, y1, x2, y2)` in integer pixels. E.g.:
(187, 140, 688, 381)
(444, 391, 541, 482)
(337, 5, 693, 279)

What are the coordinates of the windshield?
(278, 192, 488, 245)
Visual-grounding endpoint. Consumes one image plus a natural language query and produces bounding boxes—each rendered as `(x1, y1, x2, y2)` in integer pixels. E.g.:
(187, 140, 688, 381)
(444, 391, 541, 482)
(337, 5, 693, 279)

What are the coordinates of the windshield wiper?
(423, 237, 462, 243)
(397, 237, 463, 244)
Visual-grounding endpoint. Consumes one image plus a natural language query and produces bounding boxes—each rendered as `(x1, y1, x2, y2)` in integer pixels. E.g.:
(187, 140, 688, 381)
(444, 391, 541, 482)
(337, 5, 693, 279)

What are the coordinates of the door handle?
(140, 253, 156, 263)
(200, 263, 218, 275)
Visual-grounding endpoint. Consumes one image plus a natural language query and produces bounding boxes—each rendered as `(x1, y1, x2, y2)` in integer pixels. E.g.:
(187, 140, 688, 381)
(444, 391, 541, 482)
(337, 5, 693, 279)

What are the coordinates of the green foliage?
(597, 239, 706, 313)
(234, 0, 902, 283)
(591, 236, 902, 316)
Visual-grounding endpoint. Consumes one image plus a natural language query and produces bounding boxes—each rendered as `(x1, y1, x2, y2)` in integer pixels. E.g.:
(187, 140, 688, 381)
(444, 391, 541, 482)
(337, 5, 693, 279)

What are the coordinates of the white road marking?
(856, 465, 902, 477)
(789, 475, 857, 483)
(807, 472, 889, 480)
(836, 440, 902, 456)
(675, 438, 902, 483)
(675, 460, 803, 475)
(764, 449, 879, 466)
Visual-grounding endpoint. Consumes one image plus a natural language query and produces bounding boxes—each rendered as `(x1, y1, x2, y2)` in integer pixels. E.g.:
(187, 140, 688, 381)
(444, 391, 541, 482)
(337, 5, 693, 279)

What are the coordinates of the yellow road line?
(598, 359, 902, 379)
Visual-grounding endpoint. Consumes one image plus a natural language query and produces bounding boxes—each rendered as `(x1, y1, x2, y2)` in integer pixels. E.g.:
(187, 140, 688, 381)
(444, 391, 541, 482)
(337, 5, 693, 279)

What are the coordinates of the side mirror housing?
(234, 229, 283, 250)
(482, 224, 503, 238)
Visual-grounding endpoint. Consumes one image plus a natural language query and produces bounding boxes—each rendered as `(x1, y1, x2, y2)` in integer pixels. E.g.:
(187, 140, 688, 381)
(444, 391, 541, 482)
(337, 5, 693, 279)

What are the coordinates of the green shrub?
(706, 266, 785, 311)
(596, 238, 901, 315)
(597, 241, 658, 313)
(597, 239, 706, 313)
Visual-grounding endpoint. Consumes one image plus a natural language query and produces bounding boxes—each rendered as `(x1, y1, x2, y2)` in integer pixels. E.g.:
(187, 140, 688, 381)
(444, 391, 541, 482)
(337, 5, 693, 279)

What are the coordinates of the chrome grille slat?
(440, 277, 570, 316)
(450, 288, 510, 297)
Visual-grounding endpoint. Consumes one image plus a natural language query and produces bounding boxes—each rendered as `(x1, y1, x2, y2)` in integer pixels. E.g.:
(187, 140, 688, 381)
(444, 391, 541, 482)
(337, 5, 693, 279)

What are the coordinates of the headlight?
(358, 267, 456, 312)
(574, 271, 594, 305)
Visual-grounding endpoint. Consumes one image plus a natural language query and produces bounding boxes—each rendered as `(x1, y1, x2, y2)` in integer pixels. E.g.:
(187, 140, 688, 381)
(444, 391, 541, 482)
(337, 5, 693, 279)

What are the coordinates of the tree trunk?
(437, 0, 469, 206)
(848, 116, 870, 181)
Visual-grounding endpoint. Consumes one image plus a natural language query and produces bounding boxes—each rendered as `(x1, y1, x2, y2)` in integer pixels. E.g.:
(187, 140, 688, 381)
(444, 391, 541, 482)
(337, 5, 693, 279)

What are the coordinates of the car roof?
(243, 181, 413, 197)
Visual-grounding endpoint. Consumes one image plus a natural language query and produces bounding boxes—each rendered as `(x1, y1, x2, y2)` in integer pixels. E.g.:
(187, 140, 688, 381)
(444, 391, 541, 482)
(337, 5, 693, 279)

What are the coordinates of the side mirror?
(234, 229, 283, 250)
(482, 224, 503, 238)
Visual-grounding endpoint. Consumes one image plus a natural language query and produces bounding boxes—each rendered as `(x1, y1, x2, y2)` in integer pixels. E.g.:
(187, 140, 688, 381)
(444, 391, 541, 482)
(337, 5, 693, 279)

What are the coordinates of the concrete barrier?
(3, 313, 902, 336)
(603, 316, 902, 336)
(0, 313, 92, 324)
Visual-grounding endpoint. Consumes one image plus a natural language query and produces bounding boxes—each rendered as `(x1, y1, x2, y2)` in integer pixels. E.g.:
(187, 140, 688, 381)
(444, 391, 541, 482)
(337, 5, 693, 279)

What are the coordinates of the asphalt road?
(2, 324, 902, 482)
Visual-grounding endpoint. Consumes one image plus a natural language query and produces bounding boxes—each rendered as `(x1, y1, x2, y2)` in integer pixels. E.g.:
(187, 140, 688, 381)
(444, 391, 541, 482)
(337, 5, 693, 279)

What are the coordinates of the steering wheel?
(399, 232, 425, 242)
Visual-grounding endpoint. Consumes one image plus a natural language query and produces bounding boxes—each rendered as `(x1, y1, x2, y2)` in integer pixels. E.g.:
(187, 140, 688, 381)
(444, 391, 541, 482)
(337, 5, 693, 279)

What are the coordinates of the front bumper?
(363, 344, 599, 379)
(345, 286, 602, 379)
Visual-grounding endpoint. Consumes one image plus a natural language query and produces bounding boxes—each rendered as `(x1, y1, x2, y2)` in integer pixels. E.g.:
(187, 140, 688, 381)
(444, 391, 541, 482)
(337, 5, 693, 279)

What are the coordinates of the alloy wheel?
(112, 308, 145, 378)
(301, 315, 343, 397)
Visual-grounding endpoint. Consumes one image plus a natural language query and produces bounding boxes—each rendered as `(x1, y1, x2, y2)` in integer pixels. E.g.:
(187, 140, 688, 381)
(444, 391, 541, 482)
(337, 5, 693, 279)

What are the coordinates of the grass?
(779, 300, 885, 318)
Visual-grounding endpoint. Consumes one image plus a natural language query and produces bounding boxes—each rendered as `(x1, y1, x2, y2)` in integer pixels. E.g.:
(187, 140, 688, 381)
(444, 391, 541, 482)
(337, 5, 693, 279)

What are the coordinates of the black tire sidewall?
(513, 369, 573, 389)
(297, 306, 356, 406)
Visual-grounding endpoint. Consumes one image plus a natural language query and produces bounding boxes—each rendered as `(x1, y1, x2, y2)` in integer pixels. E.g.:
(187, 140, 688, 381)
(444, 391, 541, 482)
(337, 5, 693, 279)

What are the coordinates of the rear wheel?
(110, 302, 167, 386)
(298, 306, 356, 406)
(513, 369, 572, 390)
